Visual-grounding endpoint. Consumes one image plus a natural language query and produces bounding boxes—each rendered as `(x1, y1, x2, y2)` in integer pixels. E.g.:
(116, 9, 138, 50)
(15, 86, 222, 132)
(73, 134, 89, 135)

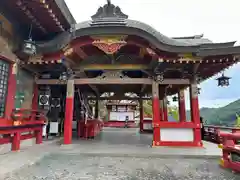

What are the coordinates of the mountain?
(187, 99, 240, 126)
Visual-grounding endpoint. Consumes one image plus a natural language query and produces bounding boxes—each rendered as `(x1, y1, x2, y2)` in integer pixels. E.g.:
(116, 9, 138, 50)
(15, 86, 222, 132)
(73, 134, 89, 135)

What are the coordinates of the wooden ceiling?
(1, 0, 72, 40)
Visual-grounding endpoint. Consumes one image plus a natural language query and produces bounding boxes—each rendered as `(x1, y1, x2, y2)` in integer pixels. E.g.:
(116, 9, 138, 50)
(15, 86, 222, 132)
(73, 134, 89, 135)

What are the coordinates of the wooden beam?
(74, 47, 88, 60)
(75, 71, 99, 96)
(36, 78, 190, 85)
(88, 97, 151, 100)
(73, 64, 149, 71)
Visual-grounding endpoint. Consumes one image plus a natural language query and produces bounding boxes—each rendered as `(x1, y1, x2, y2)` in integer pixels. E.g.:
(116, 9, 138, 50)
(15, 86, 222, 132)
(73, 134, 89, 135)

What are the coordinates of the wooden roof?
(0, 0, 75, 40)
(20, 1, 240, 97)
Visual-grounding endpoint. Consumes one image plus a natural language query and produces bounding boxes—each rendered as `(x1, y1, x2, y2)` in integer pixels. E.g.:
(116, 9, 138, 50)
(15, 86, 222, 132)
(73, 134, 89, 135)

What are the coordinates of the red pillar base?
(35, 128, 43, 144)
(12, 132, 21, 151)
(152, 141, 203, 147)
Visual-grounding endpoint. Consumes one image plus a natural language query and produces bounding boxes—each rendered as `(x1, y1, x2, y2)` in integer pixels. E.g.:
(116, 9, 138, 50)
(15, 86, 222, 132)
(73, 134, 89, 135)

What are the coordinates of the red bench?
(0, 109, 46, 151)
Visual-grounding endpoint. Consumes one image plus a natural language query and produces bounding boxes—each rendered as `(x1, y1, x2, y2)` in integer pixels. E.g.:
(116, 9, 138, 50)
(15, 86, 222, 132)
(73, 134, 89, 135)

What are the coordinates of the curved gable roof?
(36, 1, 237, 56)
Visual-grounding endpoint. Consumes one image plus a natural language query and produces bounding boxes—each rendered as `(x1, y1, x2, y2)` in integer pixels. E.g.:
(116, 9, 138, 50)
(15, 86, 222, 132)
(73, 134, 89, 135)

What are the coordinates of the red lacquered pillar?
(5, 63, 17, 119)
(163, 97, 168, 122)
(152, 81, 160, 146)
(64, 80, 74, 145)
(178, 89, 186, 122)
(190, 81, 202, 147)
(139, 98, 144, 132)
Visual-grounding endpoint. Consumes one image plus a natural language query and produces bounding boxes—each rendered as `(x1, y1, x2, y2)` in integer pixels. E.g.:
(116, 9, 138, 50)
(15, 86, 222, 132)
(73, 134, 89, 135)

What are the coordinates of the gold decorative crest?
(92, 36, 127, 54)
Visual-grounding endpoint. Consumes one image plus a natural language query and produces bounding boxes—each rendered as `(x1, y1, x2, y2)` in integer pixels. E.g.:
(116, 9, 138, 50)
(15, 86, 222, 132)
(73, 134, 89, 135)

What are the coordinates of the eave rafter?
(16, 0, 46, 33)
(38, 0, 64, 31)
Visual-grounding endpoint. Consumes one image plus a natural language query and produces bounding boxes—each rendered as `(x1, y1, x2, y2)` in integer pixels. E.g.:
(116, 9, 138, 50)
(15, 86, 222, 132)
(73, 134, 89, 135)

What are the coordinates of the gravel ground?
(4, 153, 239, 180)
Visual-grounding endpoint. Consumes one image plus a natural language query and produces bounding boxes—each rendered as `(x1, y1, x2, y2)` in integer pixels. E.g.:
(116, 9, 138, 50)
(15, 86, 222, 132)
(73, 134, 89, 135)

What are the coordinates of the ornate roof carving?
(91, 0, 128, 20)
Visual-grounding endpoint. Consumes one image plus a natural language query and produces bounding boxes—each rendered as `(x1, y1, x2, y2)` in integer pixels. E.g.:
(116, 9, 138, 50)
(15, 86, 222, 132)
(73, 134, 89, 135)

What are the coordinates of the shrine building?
(0, 0, 240, 149)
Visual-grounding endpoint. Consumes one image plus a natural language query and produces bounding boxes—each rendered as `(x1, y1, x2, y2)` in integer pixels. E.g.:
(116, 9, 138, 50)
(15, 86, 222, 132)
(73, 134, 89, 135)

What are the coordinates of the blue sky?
(65, 0, 240, 108)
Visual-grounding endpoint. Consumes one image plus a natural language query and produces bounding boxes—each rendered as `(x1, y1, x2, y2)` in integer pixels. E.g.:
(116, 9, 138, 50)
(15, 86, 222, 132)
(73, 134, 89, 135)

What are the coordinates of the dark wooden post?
(95, 99, 99, 119)
(139, 97, 144, 132)
(163, 96, 168, 122)
(178, 89, 186, 122)
(159, 99, 163, 121)
(64, 80, 74, 145)
(32, 83, 38, 110)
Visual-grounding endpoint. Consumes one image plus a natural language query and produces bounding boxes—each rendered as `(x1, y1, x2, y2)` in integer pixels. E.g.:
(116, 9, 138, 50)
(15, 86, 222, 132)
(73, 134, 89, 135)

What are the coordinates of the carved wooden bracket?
(95, 70, 129, 79)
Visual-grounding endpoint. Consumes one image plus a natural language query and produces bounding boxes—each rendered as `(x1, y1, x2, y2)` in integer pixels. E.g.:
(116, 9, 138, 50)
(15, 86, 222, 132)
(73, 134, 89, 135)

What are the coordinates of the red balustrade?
(203, 125, 240, 144)
(77, 119, 103, 139)
(103, 120, 137, 128)
(0, 109, 46, 151)
(218, 132, 240, 173)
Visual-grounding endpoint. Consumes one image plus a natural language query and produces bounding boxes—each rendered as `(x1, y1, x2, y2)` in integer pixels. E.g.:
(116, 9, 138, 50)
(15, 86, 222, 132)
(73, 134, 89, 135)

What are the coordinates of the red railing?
(203, 125, 240, 144)
(218, 132, 240, 172)
(77, 119, 103, 139)
(104, 120, 137, 128)
(0, 109, 46, 151)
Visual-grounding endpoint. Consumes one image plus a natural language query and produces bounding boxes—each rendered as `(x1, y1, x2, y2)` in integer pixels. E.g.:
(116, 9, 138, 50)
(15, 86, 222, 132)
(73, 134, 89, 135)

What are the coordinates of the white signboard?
(109, 112, 134, 121)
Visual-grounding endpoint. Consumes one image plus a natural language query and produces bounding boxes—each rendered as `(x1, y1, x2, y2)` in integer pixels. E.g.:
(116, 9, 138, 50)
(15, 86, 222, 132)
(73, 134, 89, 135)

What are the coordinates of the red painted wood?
(35, 128, 43, 144)
(157, 141, 203, 147)
(191, 97, 202, 146)
(20, 133, 35, 140)
(0, 137, 11, 144)
(152, 97, 160, 143)
(219, 132, 240, 172)
(64, 97, 74, 144)
(104, 121, 136, 128)
(0, 55, 15, 63)
(11, 132, 20, 151)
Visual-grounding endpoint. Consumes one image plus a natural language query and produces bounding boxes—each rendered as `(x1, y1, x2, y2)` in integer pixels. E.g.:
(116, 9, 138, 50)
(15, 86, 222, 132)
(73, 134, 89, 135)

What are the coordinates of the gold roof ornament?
(92, 36, 127, 54)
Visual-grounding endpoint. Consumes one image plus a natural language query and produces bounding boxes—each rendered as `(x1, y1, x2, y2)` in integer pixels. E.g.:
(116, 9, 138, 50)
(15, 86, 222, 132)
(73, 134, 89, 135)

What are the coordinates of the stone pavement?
(1, 128, 239, 179)
(0, 138, 59, 178)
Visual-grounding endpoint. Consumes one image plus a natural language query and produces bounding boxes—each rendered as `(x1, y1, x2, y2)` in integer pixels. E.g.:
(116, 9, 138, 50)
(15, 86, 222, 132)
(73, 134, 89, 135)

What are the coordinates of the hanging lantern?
(156, 74, 164, 82)
(59, 72, 67, 81)
(22, 25, 37, 56)
(22, 38, 37, 55)
(172, 96, 178, 102)
(216, 73, 231, 87)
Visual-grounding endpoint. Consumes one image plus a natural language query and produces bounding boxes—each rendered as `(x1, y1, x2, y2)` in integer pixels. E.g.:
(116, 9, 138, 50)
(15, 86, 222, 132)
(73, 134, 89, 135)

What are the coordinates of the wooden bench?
(0, 109, 46, 151)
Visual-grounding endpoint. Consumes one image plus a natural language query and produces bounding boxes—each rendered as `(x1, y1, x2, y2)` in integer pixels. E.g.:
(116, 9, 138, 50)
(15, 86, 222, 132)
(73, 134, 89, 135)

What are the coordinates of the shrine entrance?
(23, 0, 239, 147)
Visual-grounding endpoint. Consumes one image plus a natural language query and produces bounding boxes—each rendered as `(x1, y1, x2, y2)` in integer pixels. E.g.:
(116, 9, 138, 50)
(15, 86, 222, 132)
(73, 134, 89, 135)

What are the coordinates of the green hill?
(187, 99, 240, 126)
